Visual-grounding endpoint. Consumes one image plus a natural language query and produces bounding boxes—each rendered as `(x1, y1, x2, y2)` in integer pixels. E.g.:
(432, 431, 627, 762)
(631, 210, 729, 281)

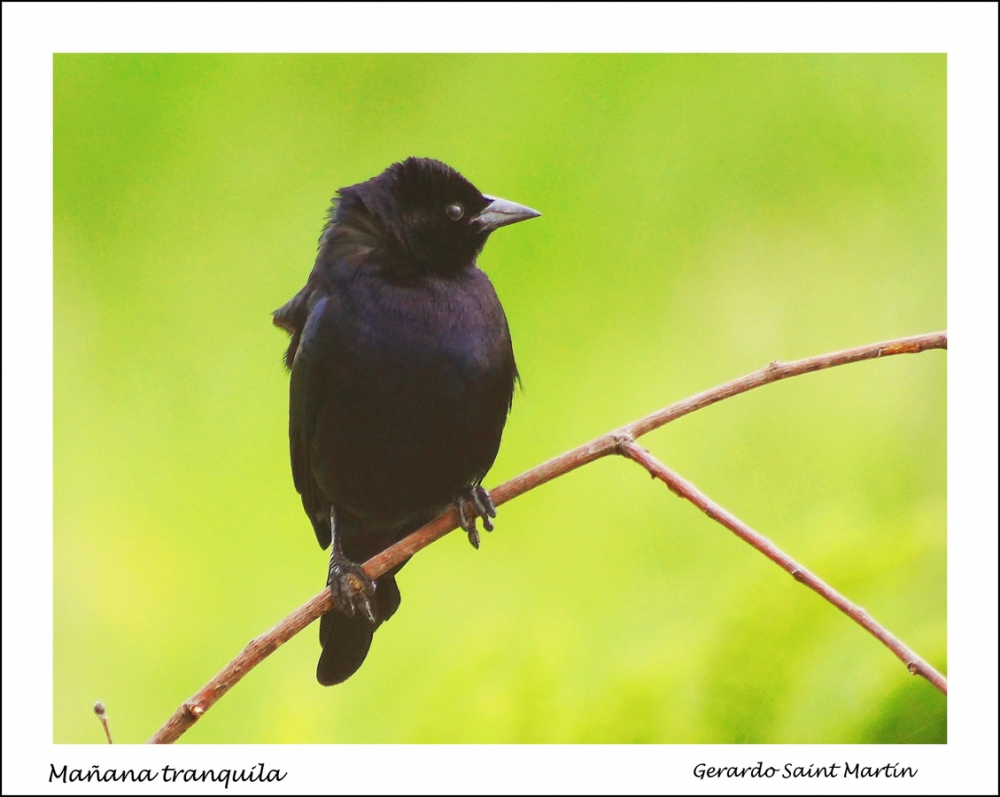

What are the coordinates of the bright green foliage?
(54, 54, 946, 744)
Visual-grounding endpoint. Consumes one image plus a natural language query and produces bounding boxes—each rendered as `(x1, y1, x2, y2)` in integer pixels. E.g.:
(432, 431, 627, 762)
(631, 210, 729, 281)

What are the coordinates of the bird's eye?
(445, 203, 464, 221)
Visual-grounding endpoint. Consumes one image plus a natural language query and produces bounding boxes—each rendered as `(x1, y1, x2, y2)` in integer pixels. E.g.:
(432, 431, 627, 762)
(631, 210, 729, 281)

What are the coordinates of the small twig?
(148, 331, 946, 744)
(618, 440, 948, 695)
(93, 702, 113, 744)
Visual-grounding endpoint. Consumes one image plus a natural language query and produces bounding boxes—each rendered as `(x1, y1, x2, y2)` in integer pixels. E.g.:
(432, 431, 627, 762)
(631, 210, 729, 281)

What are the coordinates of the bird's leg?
(456, 485, 497, 549)
(326, 508, 376, 624)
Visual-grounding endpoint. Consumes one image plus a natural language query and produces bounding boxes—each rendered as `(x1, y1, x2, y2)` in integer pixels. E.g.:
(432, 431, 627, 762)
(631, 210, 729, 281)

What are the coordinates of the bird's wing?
(287, 293, 334, 549)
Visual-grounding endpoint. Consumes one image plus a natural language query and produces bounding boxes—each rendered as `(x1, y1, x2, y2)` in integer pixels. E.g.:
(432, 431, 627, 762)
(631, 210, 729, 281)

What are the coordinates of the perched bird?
(274, 157, 540, 685)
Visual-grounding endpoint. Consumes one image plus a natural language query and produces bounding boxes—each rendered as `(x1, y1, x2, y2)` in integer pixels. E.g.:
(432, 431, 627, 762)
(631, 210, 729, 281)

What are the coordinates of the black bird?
(274, 158, 539, 685)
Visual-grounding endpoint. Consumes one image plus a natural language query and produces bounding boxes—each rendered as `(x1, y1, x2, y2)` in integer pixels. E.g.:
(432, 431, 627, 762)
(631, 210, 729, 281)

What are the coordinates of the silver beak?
(472, 194, 541, 232)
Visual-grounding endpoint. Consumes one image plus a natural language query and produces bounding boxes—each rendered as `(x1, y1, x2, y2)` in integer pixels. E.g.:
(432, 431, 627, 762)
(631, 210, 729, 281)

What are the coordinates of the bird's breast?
(336, 269, 512, 386)
(307, 266, 515, 522)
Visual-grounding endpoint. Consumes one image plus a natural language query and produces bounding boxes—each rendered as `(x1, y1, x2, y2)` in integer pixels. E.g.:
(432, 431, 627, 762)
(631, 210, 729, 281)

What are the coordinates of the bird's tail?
(316, 569, 403, 686)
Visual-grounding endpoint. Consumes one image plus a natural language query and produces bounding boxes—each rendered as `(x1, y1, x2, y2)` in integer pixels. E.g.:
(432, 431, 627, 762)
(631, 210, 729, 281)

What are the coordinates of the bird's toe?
(328, 557, 377, 623)
(457, 485, 496, 548)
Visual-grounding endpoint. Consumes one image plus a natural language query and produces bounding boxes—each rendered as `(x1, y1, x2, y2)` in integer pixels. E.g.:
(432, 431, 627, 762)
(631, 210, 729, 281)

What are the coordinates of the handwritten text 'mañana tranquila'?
(693, 762, 917, 780)
(50, 764, 287, 787)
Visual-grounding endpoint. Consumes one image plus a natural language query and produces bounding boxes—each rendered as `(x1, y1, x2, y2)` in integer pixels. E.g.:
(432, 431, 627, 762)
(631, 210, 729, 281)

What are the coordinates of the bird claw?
(327, 555, 377, 624)
(457, 485, 497, 549)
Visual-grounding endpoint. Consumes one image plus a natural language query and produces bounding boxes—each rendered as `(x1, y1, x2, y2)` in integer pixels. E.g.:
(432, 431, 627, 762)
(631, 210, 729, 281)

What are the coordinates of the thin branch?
(148, 330, 947, 744)
(619, 440, 948, 695)
(93, 702, 113, 744)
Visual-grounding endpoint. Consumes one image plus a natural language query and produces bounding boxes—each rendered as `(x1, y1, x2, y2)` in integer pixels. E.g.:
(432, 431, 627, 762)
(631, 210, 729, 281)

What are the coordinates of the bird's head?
(327, 157, 540, 278)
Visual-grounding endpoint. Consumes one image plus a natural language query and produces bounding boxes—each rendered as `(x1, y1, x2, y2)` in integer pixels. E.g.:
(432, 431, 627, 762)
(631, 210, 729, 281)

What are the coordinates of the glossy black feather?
(274, 158, 535, 685)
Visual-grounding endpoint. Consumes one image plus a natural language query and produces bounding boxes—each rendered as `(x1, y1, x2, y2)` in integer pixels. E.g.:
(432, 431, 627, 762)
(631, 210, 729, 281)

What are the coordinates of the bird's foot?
(327, 553, 377, 624)
(457, 485, 497, 549)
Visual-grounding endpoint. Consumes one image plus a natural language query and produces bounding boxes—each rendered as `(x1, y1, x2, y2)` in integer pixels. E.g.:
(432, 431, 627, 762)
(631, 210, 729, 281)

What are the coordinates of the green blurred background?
(53, 54, 946, 744)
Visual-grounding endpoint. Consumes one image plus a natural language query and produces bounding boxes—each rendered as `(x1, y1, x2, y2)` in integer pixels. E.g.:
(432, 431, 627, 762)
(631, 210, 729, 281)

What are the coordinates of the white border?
(3, 2, 997, 795)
